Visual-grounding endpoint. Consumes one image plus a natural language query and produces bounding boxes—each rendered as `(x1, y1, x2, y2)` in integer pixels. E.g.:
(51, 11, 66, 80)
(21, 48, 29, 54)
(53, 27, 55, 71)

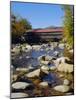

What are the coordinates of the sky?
(11, 2, 65, 29)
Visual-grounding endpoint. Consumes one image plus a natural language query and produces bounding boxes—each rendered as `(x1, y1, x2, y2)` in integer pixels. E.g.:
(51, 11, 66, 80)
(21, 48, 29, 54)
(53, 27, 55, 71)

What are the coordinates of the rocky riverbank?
(11, 42, 74, 98)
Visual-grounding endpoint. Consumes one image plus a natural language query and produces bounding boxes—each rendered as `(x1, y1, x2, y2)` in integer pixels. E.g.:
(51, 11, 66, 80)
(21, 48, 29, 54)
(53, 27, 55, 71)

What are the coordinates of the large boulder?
(53, 85, 70, 93)
(57, 62, 73, 73)
(12, 82, 30, 89)
(54, 57, 70, 67)
(26, 69, 40, 78)
(11, 93, 28, 98)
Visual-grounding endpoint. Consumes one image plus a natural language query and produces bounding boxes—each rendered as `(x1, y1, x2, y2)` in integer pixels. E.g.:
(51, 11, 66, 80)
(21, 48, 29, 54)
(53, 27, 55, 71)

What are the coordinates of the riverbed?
(11, 42, 74, 98)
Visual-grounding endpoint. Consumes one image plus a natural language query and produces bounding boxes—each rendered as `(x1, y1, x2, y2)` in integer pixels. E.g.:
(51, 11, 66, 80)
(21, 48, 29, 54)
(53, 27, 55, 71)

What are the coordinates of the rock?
(54, 85, 70, 93)
(26, 44, 32, 50)
(26, 56, 30, 59)
(26, 69, 40, 78)
(55, 57, 70, 66)
(57, 62, 73, 73)
(63, 79, 70, 85)
(11, 93, 28, 98)
(16, 68, 29, 72)
(39, 69, 49, 79)
(45, 55, 52, 61)
(11, 46, 20, 54)
(39, 55, 52, 61)
(51, 45, 54, 50)
(12, 82, 30, 89)
(59, 74, 64, 78)
(11, 75, 17, 82)
(32, 45, 41, 50)
(66, 92, 73, 95)
(69, 49, 73, 53)
(40, 60, 49, 65)
(38, 55, 46, 60)
(41, 65, 49, 74)
(38, 55, 42, 60)
(45, 47, 49, 51)
(49, 66, 56, 71)
(38, 55, 52, 64)
(39, 82, 48, 87)
(25, 44, 32, 52)
(59, 43, 64, 49)
(22, 46, 26, 52)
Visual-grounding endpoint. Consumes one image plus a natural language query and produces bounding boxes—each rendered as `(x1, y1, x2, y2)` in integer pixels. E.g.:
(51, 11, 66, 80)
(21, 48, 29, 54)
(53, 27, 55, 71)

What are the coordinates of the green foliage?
(63, 5, 74, 48)
(11, 14, 32, 43)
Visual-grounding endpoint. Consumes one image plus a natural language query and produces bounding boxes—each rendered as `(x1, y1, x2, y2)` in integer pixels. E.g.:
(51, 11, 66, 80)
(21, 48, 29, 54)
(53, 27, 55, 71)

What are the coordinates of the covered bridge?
(23, 27, 63, 43)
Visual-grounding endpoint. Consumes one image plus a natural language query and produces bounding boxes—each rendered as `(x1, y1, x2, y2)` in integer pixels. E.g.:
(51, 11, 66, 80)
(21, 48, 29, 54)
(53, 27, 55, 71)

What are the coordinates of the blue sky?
(11, 2, 65, 29)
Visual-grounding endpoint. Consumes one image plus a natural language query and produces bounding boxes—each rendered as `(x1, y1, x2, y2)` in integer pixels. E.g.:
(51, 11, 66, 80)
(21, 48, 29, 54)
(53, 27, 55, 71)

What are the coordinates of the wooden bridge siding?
(25, 32, 62, 37)
(23, 31, 63, 43)
(40, 35, 62, 39)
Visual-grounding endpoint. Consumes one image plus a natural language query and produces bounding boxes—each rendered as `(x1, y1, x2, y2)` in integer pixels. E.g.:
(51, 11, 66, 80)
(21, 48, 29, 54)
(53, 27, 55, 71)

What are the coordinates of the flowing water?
(11, 43, 67, 97)
(12, 43, 64, 69)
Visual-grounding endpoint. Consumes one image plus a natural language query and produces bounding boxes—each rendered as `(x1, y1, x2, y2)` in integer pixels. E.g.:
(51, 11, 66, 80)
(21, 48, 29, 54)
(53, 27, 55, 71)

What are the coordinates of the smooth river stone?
(11, 93, 28, 98)
(12, 82, 30, 89)
(26, 69, 40, 78)
(54, 85, 70, 93)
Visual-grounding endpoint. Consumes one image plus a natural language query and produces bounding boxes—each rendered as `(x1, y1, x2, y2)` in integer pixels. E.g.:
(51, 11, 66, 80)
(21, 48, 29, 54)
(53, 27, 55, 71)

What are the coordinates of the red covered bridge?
(23, 27, 63, 43)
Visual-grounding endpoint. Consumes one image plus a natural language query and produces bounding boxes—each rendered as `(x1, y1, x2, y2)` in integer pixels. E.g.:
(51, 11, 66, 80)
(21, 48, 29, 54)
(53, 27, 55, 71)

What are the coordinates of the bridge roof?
(27, 27, 63, 33)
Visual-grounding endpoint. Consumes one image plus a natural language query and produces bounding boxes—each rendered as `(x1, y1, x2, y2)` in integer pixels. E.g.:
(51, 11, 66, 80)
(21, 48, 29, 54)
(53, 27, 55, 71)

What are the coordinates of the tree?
(11, 14, 32, 43)
(63, 5, 74, 48)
